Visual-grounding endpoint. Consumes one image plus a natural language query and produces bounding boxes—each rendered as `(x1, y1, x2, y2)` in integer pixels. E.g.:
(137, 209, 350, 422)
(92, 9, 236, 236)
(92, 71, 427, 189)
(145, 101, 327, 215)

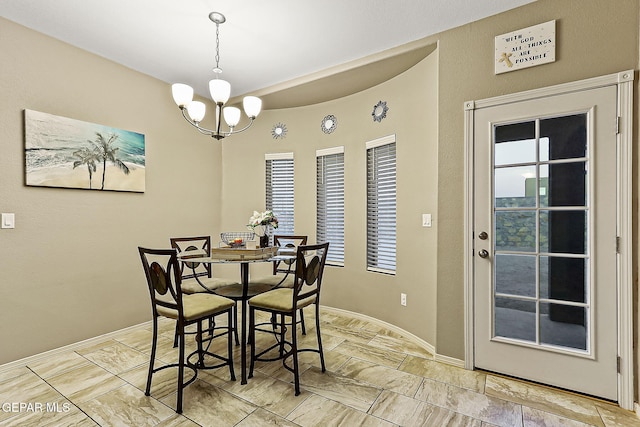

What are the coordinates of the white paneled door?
(472, 85, 618, 400)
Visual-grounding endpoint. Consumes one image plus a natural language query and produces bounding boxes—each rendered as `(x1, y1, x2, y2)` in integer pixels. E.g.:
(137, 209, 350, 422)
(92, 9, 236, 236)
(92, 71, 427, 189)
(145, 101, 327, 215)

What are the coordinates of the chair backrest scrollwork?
(273, 235, 308, 275)
(293, 242, 329, 304)
(170, 236, 212, 280)
(139, 247, 184, 317)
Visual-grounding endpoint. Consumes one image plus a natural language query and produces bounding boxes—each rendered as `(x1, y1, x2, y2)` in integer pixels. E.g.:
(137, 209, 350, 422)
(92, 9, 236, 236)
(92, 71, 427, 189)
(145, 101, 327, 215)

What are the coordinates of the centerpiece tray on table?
(210, 246, 278, 261)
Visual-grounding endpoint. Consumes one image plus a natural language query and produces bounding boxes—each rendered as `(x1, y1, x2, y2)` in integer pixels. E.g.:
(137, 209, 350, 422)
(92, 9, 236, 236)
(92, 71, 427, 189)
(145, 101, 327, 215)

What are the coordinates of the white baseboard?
(322, 306, 464, 368)
(435, 353, 466, 368)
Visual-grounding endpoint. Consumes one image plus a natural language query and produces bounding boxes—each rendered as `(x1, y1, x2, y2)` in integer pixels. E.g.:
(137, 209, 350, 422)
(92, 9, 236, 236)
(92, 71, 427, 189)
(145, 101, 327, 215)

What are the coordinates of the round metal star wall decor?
(321, 115, 337, 134)
(271, 123, 287, 139)
(372, 101, 388, 122)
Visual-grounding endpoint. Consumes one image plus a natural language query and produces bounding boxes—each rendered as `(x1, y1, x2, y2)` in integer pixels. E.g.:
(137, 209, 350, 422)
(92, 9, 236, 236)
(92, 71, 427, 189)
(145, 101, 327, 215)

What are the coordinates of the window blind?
(266, 153, 294, 236)
(316, 147, 345, 265)
(366, 137, 396, 274)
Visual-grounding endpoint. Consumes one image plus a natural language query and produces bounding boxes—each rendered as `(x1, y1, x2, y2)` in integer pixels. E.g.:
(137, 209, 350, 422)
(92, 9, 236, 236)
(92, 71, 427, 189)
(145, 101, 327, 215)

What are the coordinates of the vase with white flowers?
(247, 210, 279, 247)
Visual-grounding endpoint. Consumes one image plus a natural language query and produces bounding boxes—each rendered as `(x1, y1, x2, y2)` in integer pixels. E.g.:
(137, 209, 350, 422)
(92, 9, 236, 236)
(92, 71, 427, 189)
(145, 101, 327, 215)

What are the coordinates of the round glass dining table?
(178, 250, 295, 384)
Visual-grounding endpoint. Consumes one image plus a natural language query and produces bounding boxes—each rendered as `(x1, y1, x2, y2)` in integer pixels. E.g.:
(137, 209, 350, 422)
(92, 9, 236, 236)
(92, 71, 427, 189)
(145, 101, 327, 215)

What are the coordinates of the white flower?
(247, 210, 279, 229)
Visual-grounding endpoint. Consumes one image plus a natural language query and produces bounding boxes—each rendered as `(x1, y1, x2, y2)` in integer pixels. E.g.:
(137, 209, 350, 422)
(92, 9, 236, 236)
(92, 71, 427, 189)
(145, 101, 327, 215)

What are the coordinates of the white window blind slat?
(317, 149, 345, 265)
(266, 156, 294, 236)
(367, 140, 396, 273)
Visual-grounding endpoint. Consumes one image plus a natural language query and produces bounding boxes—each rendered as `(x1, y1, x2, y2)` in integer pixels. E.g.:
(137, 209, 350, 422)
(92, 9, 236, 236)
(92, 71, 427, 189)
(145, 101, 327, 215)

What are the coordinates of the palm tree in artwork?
(72, 146, 99, 189)
(90, 132, 130, 190)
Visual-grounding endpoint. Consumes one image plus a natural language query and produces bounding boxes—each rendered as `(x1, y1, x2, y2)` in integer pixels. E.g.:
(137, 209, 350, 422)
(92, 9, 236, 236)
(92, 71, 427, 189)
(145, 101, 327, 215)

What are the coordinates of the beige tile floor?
(1, 307, 639, 426)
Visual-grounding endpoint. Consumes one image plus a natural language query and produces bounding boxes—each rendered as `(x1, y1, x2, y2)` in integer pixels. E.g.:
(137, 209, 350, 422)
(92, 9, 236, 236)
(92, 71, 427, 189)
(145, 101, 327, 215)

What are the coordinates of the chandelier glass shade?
(171, 12, 262, 140)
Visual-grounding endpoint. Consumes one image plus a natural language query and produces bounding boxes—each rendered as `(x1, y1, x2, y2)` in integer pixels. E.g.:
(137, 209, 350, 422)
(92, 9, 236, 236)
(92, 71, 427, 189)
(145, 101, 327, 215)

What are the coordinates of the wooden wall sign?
(495, 20, 556, 74)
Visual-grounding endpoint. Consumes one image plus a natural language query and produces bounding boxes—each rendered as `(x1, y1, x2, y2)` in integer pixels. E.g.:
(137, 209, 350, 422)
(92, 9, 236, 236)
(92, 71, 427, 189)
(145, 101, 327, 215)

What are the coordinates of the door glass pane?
(495, 140, 536, 166)
(492, 114, 591, 354)
(495, 254, 536, 297)
(540, 256, 586, 303)
(539, 114, 587, 161)
(494, 121, 536, 166)
(540, 163, 587, 207)
(540, 303, 587, 350)
(495, 297, 536, 342)
(495, 165, 536, 207)
(539, 211, 587, 254)
(495, 211, 536, 252)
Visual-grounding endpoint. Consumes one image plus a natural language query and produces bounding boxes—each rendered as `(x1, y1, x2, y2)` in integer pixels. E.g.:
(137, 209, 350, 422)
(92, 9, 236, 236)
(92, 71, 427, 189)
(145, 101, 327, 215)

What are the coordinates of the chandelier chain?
(214, 22, 221, 71)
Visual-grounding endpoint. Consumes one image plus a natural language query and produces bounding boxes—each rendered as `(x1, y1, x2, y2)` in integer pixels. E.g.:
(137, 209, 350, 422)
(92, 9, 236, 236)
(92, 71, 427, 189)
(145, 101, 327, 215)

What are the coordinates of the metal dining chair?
(170, 236, 240, 293)
(249, 235, 309, 333)
(138, 247, 236, 413)
(170, 236, 241, 345)
(248, 242, 329, 395)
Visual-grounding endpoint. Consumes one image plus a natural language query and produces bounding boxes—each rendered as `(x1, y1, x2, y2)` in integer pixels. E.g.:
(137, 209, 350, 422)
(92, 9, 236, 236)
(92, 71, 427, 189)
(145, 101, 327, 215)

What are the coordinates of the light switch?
(422, 213, 432, 227)
(2, 213, 15, 229)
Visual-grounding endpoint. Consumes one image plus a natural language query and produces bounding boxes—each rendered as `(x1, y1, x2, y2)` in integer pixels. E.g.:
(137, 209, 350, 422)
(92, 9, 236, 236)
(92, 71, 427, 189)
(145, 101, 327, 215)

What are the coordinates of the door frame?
(463, 70, 634, 409)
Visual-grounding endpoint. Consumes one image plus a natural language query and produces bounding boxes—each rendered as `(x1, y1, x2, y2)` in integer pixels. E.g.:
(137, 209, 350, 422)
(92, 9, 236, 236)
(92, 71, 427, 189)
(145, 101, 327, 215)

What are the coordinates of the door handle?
(478, 249, 489, 258)
(478, 231, 488, 240)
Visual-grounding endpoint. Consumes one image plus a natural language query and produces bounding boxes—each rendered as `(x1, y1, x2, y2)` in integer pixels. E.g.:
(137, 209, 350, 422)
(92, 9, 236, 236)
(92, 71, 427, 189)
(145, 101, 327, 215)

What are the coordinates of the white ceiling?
(0, 0, 534, 104)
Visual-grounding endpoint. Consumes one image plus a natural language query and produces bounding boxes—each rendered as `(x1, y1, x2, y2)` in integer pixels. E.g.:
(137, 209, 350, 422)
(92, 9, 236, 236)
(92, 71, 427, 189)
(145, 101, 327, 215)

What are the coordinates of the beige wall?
(1, 0, 639, 402)
(428, 0, 639, 361)
(219, 51, 439, 344)
(0, 17, 224, 364)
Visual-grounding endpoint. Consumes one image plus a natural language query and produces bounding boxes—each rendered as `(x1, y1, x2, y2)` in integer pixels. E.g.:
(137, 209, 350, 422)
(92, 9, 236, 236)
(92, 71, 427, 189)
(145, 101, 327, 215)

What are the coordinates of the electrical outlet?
(422, 213, 432, 227)
(400, 293, 407, 306)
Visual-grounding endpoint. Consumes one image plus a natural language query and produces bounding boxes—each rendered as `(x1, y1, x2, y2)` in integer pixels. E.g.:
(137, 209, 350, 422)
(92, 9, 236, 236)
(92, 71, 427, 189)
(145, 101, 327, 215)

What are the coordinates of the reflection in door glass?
(539, 256, 586, 303)
(495, 211, 536, 252)
(540, 115, 587, 160)
(495, 166, 536, 207)
(493, 114, 590, 353)
(540, 303, 587, 350)
(494, 121, 536, 166)
(495, 254, 536, 297)
(539, 137, 550, 162)
(539, 163, 587, 207)
(494, 297, 536, 342)
(539, 211, 587, 254)
(495, 139, 536, 166)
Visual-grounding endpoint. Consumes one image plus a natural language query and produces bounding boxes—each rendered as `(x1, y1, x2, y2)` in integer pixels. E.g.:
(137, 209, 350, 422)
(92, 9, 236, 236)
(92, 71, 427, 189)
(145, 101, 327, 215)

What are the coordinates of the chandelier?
(171, 12, 262, 140)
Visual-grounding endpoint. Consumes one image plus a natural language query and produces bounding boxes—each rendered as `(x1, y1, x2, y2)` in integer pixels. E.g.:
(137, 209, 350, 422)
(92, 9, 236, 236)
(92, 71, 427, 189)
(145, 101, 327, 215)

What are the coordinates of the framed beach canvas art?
(25, 109, 145, 192)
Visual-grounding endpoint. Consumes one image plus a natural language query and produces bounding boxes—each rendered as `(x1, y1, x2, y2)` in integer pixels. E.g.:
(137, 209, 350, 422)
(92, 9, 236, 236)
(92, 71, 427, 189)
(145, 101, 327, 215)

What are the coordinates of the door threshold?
(476, 368, 617, 406)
